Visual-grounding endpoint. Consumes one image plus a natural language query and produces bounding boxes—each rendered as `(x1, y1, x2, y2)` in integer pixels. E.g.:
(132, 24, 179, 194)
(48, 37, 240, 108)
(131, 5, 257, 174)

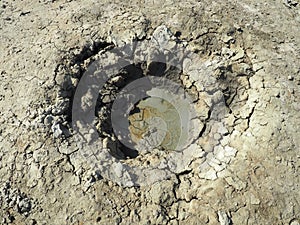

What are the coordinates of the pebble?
(290, 220, 300, 225)
(231, 47, 245, 61)
(44, 115, 54, 126)
(217, 211, 231, 225)
(17, 197, 32, 214)
(51, 123, 63, 138)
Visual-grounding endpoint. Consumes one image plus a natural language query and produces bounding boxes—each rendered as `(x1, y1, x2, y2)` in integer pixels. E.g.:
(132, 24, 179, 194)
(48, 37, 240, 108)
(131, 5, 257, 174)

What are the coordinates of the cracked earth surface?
(0, 0, 300, 224)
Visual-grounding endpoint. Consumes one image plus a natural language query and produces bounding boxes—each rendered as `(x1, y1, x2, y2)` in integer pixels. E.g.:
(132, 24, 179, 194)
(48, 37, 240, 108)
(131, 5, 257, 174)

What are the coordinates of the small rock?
(44, 115, 54, 126)
(102, 94, 112, 103)
(231, 47, 245, 61)
(284, 0, 298, 7)
(217, 211, 231, 225)
(290, 220, 300, 225)
(17, 197, 31, 214)
(51, 123, 63, 138)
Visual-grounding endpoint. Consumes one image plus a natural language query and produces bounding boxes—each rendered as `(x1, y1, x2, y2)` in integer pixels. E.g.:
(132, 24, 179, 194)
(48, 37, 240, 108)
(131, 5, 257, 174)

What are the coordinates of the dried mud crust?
(66, 26, 250, 187)
(0, 0, 299, 225)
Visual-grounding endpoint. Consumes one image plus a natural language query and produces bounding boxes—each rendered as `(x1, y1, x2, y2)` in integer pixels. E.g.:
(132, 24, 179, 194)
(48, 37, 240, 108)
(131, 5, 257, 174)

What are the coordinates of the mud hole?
(0, 0, 299, 225)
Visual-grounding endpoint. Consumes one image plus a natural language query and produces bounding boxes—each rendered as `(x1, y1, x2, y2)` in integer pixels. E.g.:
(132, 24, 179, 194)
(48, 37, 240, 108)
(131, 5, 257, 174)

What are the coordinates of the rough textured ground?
(0, 0, 299, 224)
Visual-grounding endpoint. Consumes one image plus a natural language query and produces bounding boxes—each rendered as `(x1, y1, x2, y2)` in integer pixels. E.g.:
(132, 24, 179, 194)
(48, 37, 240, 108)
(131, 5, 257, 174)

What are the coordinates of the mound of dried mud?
(0, 0, 299, 224)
